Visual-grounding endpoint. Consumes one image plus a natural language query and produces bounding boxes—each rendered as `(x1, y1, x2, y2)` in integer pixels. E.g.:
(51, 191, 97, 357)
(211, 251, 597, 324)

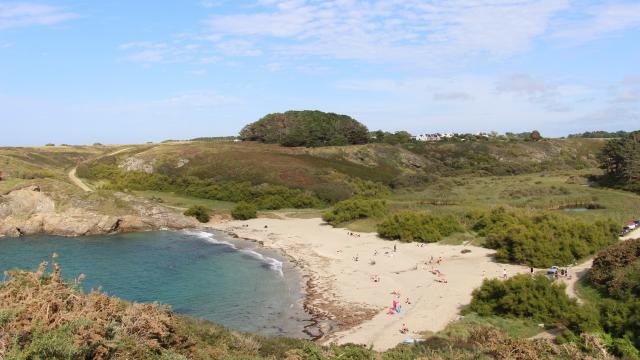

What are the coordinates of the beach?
(210, 217, 532, 351)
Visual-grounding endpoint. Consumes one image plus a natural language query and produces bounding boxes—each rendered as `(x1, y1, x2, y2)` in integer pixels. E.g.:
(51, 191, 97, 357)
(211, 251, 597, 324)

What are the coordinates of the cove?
(0, 230, 311, 338)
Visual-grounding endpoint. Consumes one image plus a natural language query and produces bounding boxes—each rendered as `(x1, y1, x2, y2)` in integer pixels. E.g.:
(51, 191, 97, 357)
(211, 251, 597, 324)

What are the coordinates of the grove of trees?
(598, 131, 640, 193)
(239, 110, 370, 147)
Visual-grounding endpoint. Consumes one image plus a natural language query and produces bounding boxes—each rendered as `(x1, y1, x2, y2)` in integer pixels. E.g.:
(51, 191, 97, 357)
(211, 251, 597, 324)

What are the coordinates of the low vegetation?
(472, 207, 618, 267)
(322, 199, 388, 224)
(0, 261, 611, 360)
(184, 205, 210, 223)
(86, 164, 322, 211)
(377, 211, 463, 243)
(468, 240, 640, 358)
(240, 110, 370, 147)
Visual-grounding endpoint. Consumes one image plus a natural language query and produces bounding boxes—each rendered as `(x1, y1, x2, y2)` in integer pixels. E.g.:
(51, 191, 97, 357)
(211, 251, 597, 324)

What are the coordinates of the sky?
(0, 0, 639, 146)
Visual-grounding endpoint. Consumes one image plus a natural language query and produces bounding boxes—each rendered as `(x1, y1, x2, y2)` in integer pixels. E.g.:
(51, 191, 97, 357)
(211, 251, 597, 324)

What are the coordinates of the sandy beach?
(210, 217, 532, 351)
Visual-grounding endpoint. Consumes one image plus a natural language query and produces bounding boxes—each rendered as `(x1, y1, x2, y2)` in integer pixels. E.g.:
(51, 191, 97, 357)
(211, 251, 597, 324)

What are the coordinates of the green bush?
(472, 207, 618, 267)
(231, 202, 257, 220)
(377, 211, 463, 243)
(87, 164, 323, 211)
(239, 110, 369, 147)
(322, 199, 388, 224)
(467, 274, 583, 328)
(184, 205, 210, 223)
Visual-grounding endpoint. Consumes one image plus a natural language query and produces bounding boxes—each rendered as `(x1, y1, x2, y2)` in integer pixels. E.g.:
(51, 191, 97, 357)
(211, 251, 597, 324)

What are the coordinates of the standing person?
(530, 267, 534, 275)
(502, 269, 507, 279)
(394, 244, 397, 252)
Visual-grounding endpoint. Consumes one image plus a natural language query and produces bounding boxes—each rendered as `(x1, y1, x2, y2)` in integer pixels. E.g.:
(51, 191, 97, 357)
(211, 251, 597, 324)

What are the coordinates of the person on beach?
(400, 323, 409, 334)
(502, 269, 507, 279)
(394, 244, 397, 252)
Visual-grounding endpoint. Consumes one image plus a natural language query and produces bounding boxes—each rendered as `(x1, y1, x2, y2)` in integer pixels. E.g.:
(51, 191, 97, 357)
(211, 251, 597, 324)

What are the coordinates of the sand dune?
(210, 218, 532, 351)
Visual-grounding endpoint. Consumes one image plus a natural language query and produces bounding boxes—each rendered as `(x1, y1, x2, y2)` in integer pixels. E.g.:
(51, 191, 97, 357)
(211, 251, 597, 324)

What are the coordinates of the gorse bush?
(586, 240, 640, 353)
(231, 202, 257, 220)
(377, 211, 463, 243)
(87, 164, 323, 211)
(322, 199, 388, 224)
(472, 207, 618, 267)
(589, 239, 640, 300)
(239, 110, 370, 147)
(184, 205, 210, 223)
(467, 274, 582, 327)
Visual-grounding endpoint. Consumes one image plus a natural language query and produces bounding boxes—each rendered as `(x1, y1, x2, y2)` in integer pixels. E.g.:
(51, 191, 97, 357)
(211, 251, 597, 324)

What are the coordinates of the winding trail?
(562, 227, 640, 302)
(68, 147, 133, 193)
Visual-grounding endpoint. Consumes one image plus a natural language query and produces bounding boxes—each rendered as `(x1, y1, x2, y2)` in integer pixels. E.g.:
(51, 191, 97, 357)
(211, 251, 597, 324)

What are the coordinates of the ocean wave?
(184, 230, 283, 276)
(241, 249, 284, 276)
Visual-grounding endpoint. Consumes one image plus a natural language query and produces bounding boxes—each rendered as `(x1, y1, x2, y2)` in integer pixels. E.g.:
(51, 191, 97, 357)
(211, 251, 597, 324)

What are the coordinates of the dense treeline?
(598, 131, 640, 193)
(322, 199, 388, 224)
(472, 207, 618, 268)
(377, 211, 463, 243)
(240, 110, 370, 147)
(87, 164, 322, 210)
(569, 131, 630, 138)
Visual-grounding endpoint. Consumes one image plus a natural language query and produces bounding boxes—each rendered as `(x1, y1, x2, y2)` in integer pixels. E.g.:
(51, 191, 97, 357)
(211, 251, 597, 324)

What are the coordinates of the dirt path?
(68, 147, 133, 192)
(561, 227, 640, 302)
(68, 167, 93, 192)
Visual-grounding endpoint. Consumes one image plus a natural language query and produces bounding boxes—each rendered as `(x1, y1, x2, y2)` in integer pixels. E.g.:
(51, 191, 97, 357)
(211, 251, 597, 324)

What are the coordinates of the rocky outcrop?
(0, 185, 198, 238)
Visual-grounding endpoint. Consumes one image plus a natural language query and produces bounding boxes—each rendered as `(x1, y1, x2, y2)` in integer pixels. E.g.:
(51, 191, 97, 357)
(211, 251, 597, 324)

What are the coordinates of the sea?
(0, 230, 312, 338)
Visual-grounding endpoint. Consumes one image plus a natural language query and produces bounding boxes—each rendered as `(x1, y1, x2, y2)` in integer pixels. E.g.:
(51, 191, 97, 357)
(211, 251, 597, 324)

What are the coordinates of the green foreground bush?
(377, 211, 463, 243)
(231, 202, 257, 220)
(322, 199, 388, 224)
(467, 274, 585, 328)
(184, 205, 210, 223)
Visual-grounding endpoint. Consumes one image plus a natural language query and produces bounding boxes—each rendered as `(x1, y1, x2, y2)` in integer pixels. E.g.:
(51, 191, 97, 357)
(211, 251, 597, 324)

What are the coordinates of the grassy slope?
(0, 264, 603, 360)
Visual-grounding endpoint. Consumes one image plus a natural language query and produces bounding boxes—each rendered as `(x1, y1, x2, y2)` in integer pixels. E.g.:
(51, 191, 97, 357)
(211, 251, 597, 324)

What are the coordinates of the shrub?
(589, 238, 640, 298)
(467, 274, 583, 328)
(377, 211, 463, 243)
(86, 164, 323, 211)
(231, 202, 257, 220)
(184, 205, 210, 223)
(472, 207, 618, 267)
(322, 199, 388, 224)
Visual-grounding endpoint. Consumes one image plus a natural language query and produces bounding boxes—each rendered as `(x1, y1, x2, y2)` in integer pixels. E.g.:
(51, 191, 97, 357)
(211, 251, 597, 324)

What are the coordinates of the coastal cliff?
(0, 185, 198, 237)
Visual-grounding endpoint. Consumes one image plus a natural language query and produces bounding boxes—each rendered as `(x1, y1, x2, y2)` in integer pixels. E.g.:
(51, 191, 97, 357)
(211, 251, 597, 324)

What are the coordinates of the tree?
(239, 110, 370, 147)
(529, 130, 542, 141)
(598, 131, 640, 190)
(184, 205, 210, 223)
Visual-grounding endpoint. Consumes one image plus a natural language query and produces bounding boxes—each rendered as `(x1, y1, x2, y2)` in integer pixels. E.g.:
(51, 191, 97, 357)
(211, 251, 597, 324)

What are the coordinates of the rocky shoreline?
(209, 223, 379, 345)
(0, 185, 198, 238)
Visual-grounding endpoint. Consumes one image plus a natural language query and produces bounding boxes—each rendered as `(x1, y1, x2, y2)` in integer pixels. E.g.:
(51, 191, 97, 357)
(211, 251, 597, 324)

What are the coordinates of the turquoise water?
(0, 230, 311, 338)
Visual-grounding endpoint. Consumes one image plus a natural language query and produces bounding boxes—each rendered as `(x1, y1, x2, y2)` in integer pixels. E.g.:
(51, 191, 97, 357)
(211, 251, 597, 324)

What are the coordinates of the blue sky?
(0, 0, 639, 146)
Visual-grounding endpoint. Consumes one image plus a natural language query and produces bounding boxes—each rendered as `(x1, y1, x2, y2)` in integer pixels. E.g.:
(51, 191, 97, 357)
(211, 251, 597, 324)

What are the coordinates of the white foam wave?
(241, 249, 284, 276)
(184, 230, 283, 276)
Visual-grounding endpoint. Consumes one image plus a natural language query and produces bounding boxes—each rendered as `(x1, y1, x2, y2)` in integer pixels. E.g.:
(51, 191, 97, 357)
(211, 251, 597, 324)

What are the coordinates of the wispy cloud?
(0, 2, 78, 30)
(204, 0, 570, 65)
(551, 1, 640, 43)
